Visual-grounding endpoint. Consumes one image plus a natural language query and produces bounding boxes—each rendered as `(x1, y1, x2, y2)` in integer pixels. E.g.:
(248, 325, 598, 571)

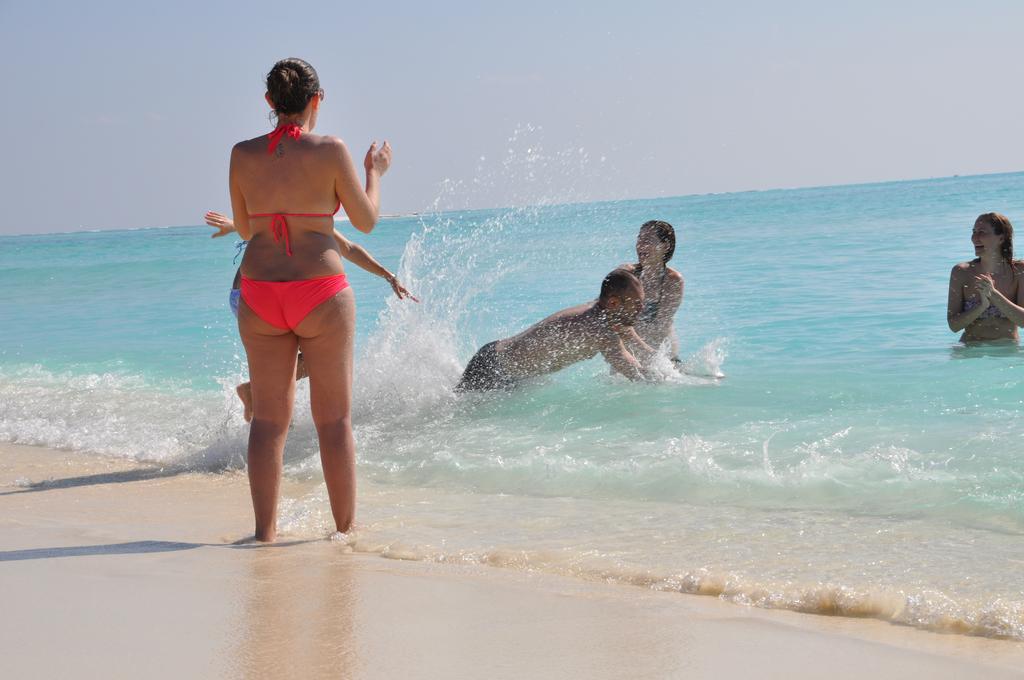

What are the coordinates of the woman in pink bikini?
(230, 58, 391, 542)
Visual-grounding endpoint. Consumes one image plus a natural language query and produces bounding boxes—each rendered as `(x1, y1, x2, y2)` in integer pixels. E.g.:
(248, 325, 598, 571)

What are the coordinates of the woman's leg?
(294, 288, 357, 533)
(235, 353, 307, 424)
(238, 300, 299, 542)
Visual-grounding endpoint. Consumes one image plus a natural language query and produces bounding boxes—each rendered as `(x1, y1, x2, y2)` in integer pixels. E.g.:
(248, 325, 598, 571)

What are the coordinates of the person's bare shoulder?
(306, 135, 351, 167)
(666, 267, 684, 286)
(308, 133, 342, 146)
(233, 134, 270, 155)
(230, 139, 262, 174)
(541, 301, 591, 324)
(307, 134, 346, 153)
(549, 303, 602, 343)
(951, 260, 975, 278)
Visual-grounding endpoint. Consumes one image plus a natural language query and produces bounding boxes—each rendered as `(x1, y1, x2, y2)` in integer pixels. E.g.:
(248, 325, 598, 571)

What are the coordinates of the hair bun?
(265, 58, 321, 116)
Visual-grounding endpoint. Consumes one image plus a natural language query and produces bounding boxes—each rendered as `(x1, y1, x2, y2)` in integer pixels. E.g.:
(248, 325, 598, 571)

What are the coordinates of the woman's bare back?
(232, 131, 346, 281)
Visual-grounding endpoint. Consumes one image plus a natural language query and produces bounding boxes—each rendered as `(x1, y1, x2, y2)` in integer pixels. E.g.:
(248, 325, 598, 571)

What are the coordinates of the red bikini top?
(250, 123, 341, 256)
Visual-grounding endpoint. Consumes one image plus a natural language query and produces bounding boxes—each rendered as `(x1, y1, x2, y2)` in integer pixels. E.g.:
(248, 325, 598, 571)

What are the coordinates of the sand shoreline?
(2, 442, 1022, 679)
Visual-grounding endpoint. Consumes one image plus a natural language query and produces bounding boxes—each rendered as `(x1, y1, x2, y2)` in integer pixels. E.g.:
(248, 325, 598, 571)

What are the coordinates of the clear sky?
(2, 0, 1022, 234)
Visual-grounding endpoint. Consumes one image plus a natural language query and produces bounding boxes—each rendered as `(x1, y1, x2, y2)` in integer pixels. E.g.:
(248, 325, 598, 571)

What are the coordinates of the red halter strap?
(267, 123, 302, 155)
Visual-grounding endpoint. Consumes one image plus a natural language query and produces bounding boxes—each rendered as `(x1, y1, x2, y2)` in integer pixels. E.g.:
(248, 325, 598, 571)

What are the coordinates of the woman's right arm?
(947, 264, 987, 332)
(229, 144, 252, 240)
(332, 139, 391, 234)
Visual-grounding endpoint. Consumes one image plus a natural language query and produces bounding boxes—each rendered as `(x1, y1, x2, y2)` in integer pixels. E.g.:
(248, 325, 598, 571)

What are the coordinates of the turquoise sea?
(2, 171, 1023, 639)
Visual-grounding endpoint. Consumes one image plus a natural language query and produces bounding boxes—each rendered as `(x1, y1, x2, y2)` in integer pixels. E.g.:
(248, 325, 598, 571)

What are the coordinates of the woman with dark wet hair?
(619, 220, 685, 365)
(947, 212, 1024, 343)
(229, 58, 392, 541)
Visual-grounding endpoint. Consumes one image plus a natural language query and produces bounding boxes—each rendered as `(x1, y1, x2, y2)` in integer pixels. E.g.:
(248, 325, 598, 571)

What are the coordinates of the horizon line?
(3, 168, 1022, 238)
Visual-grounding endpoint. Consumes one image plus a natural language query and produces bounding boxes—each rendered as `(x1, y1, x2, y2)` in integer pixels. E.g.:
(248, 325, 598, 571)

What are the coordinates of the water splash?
(0, 365, 248, 469)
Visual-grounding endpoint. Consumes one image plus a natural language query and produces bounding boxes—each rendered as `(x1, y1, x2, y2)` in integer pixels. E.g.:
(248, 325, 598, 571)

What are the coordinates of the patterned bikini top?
(964, 297, 1007, 320)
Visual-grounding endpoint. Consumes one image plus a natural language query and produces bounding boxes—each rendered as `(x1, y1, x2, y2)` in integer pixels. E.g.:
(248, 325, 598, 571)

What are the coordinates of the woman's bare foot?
(236, 383, 254, 422)
(232, 534, 274, 545)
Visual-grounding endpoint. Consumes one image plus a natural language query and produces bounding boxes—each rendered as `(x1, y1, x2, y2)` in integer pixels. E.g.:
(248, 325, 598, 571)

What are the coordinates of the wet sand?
(2, 442, 1022, 679)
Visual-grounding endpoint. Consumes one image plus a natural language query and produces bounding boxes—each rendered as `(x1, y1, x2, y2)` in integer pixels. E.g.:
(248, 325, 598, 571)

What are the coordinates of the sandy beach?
(1, 442, 1022, 679)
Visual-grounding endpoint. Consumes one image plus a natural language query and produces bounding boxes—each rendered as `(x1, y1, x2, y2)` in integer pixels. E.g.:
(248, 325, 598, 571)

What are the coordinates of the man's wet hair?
(599, 268, 642, 304)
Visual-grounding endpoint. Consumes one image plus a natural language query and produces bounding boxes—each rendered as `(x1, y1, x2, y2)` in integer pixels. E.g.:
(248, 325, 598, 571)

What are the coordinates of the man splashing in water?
(457, 269, 655, 390)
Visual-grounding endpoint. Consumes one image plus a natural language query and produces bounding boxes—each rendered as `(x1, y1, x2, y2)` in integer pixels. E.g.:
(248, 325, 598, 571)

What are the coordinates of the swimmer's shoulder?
(951, 259, 978, 277)
(554, 302, 594, 324)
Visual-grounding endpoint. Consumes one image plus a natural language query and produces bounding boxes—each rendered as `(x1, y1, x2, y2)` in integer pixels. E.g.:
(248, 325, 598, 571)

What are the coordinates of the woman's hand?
(976, 274, 999, 302)
(364, 141, 392, 177)
(384, 272, 419, 302)
(206, 211, 235, 238)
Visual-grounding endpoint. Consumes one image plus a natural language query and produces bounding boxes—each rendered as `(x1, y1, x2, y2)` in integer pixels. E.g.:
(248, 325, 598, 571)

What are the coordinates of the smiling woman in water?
(947, 212, 1024, 343)
(618, 220, 684, 365)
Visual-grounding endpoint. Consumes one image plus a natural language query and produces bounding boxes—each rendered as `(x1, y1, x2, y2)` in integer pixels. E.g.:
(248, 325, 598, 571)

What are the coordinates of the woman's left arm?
(981, 272, 1024, 326)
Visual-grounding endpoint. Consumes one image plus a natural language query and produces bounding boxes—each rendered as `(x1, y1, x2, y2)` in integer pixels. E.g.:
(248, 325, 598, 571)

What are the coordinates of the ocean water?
(3, 171, 1024, 640)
